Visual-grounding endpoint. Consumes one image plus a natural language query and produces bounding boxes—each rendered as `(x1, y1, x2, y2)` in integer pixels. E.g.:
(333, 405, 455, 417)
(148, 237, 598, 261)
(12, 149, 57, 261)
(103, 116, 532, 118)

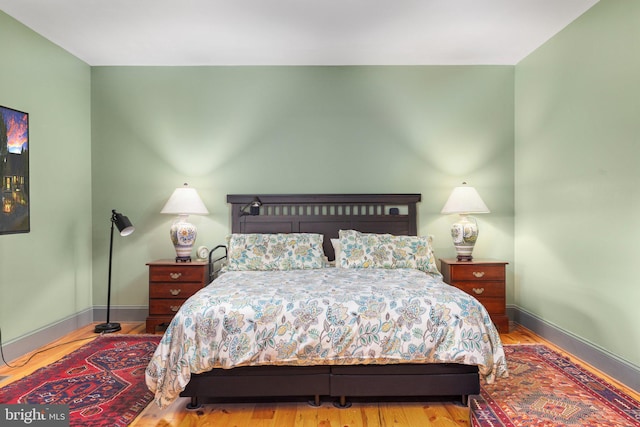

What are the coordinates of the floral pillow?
(225, 233, 325, 271)
(337, 229, 441, 276)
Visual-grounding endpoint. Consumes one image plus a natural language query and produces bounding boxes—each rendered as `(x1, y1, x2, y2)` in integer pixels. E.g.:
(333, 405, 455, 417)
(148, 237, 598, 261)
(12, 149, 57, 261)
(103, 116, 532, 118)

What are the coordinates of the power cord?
(0, 326, 97, 369)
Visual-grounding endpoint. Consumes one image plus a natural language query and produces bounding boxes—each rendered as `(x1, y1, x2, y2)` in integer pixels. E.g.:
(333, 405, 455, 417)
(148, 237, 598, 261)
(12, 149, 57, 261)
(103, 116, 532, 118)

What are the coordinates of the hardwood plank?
(359, 404, 383, 427)
(317, 402, 343, 427)
(267, 403, 298, 427)
(379, 402, 412, 426)
(130, 396, 190, 426)
(252, 402, 276, 420)
(217, 403, 256, 427)
(338, 403, 364, 426)
(420, 402, 463, 427)
(292, 402, 319, 427)
(444, 402, 472, 427)
(399, 403, 433, 427)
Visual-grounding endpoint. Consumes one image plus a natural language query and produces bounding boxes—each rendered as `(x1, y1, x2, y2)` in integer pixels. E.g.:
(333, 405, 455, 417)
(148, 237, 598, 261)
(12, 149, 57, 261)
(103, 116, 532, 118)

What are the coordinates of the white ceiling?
(0, 0, 599, 66)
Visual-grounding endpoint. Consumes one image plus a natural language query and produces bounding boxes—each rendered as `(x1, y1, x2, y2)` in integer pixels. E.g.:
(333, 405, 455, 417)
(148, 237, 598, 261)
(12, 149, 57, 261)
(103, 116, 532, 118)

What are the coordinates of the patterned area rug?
(0, 334, 161, 427)
(471, 344, 640, 427)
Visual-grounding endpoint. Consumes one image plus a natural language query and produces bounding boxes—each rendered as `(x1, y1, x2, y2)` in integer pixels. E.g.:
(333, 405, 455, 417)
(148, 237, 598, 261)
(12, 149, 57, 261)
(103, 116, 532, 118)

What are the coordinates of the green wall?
(515, 0, 640, 367)
(90, 66, 515, 308)
(0, 11, 92, 343)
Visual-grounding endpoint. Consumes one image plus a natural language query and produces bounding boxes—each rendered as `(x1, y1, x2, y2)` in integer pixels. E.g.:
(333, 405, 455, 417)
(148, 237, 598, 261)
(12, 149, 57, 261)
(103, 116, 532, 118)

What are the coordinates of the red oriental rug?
(0, 334, 161, 427)
(471, 344, 640, 427)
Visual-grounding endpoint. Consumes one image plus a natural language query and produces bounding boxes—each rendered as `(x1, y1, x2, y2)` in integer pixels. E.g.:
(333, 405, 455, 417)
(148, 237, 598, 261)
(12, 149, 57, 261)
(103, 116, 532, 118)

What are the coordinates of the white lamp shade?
(161, 183, 209, 215)
(441, 184, 490, 215)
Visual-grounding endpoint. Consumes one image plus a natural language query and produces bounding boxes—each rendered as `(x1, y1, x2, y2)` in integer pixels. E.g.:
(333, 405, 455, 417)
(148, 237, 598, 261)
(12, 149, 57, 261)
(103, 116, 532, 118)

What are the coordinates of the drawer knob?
(170, 305, 180, 312)
(472, 271, 485, 278)
(169, 289, 181, 296)
(472, 287, 485, 295)
(169, 272, 182, 280)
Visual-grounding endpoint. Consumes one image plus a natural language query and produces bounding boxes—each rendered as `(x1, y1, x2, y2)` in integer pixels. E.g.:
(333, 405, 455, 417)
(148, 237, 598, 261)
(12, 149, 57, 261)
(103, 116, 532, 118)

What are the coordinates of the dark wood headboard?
(227, 194, 421, 260)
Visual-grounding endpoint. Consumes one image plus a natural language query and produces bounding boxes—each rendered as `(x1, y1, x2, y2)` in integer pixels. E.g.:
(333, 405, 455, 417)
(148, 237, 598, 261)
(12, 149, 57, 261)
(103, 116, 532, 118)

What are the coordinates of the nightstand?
(439, 258, 509, 332)
(146, 260, 208, 333)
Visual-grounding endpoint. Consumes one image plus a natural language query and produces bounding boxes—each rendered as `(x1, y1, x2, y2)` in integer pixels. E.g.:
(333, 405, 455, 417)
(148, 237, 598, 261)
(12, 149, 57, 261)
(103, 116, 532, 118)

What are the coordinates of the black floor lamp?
(95, 209, 135, 334)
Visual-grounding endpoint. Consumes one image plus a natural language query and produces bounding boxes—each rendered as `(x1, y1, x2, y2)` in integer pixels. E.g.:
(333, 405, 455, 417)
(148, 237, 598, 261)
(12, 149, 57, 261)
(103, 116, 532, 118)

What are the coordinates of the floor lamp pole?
(95, 213, 122, 333)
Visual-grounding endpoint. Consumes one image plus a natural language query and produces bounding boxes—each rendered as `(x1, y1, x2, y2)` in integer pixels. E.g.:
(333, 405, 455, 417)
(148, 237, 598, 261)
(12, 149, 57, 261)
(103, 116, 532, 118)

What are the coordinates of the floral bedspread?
(145, 268, 508, 407)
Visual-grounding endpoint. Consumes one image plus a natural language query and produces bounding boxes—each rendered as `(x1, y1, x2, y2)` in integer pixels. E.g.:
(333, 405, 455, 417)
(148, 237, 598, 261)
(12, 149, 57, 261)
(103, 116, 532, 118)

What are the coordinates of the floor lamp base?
(94, 322, 122, 333)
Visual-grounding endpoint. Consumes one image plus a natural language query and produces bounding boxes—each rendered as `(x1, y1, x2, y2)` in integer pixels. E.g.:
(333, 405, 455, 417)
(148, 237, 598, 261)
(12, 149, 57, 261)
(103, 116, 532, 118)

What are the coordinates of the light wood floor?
(1, 322, 638, 426)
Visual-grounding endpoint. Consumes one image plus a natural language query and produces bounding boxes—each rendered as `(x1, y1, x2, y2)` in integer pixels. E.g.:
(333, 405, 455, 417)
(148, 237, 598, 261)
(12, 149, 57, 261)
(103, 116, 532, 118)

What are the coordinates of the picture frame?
(0, 105, 30, 235)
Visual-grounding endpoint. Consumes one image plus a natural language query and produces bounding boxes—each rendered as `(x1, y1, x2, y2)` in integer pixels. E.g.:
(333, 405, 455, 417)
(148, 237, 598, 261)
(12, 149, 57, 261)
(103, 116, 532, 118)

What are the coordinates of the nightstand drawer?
(450, 281, 504, 298)
(475, 297, 506, 315)
(149, 282, 202, 299)
(149, 299, 188, 315)
(440, 258, 509, 332)
(150, 266, 206, 283)
(146, 260, 208, 333)
(448, 264, 505, 281)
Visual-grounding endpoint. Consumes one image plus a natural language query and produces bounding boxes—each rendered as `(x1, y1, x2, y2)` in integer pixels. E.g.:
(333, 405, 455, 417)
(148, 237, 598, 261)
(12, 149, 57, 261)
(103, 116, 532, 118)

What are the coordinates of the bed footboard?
(329, 364, 479, 407)
(180, 365, 331, 406)
(180, 364, 480, 408)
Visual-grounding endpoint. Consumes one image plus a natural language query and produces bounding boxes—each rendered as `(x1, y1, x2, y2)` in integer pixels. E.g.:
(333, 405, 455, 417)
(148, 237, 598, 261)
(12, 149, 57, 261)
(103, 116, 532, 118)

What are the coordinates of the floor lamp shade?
(161, 183, 209, 262)
(94, 210, 134, 334)
(441, 183, 489, 261)
(113, 212, 134, 236)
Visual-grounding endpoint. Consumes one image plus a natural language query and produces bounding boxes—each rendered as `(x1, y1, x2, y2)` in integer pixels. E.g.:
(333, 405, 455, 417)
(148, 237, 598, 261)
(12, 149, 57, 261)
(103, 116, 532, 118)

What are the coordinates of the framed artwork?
(0, 105, 29, 234)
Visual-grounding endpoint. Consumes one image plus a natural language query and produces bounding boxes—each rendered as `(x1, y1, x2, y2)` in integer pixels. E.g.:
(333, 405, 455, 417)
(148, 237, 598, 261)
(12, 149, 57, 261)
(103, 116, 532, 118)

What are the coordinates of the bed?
(145, 194, 508, 409)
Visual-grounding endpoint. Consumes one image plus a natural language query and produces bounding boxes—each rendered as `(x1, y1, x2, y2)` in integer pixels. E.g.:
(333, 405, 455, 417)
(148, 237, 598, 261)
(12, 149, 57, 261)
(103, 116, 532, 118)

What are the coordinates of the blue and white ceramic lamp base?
(451, 214, 479, 261)
(170, 214, 198, 262)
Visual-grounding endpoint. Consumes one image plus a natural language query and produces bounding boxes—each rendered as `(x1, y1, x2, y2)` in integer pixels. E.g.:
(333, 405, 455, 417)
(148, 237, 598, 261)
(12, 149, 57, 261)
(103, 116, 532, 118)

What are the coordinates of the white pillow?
(330, 238, 342, 267)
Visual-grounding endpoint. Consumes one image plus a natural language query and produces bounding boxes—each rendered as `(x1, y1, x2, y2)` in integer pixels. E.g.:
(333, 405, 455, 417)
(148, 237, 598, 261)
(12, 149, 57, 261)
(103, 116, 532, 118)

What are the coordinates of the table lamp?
(161, 183, 209, 262)
(441, 182, 490, 261)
